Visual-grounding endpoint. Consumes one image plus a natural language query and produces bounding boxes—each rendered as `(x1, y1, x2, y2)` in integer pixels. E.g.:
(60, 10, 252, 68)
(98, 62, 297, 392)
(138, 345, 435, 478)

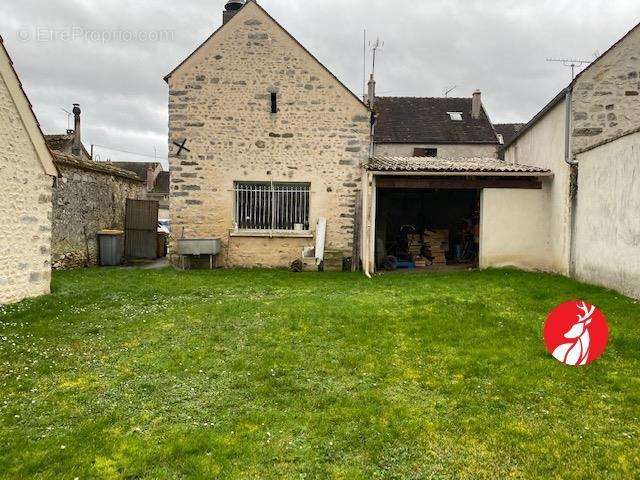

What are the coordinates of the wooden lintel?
(376, 176, 543, 190)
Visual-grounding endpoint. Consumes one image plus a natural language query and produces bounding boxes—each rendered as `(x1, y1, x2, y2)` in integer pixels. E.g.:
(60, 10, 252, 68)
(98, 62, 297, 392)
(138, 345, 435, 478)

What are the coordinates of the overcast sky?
(2, 0, 639, 165)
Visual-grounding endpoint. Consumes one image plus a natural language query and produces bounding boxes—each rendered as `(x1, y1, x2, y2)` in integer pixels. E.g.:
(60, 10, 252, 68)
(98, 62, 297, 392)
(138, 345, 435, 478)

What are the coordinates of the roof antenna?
(362, 29, 367, 100)
(369, 37, 384, 76)
(61, 107, 72, 132)
(444, 85, 457, 97)
(546, 58, 592, 80)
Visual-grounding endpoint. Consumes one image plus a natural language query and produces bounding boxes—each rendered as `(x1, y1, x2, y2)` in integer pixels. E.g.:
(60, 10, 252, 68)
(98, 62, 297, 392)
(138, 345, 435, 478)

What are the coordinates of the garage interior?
(375, 187, 480, 271)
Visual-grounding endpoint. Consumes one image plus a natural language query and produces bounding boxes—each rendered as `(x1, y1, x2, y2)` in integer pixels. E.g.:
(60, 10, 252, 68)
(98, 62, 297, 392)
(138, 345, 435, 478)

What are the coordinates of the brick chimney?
(72, 104, 82, 156)
(472, 90, 482, 120)
(223, 0, 246, 24)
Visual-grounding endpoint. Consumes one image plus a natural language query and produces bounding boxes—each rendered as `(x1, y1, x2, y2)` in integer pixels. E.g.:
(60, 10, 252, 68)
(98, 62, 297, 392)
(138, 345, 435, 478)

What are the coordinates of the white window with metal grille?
(234, 182, 310, 232)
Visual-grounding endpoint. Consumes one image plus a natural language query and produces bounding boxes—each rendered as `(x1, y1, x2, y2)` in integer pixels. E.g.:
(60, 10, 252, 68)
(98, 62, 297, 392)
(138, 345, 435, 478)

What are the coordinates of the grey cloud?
(1, 0, 639, 164)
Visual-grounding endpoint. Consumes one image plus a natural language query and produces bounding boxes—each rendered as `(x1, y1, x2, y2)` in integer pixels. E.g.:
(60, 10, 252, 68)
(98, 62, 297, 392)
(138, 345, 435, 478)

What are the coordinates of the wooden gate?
(125, 199, 159, 259)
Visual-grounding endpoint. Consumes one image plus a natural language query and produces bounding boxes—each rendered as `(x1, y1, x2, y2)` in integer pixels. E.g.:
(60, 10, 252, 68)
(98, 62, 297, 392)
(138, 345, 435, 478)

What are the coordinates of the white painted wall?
(375, 143, 498, 159)
(504, 100, 571, 274)
(480, 188, 554, 271)
(573, 132, 640, 299)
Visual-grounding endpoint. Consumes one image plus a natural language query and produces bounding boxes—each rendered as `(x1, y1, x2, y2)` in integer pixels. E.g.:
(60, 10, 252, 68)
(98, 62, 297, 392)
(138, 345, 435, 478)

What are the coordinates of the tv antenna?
(444, 85, 458, 97)
(369, 37, 384, 76)
(61, 107, 72, 131)
(546, 58, 592, 79)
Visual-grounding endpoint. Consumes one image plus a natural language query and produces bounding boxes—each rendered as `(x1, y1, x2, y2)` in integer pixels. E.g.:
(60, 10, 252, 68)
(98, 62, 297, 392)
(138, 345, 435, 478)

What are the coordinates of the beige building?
(0, 37, 58, 305)
(165, 0, 370, 268)
(501, 22, 640, 299)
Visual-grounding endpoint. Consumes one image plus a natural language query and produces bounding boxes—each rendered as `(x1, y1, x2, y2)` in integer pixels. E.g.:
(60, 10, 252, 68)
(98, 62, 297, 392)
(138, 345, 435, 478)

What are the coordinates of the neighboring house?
(165, 0, 370, 267)
(502, 22, 640, 299)
(0, 36, 58, 304)
(46, 106, 143, 269)
(373, 92, 500, 158)
(111, 161, 170, 215)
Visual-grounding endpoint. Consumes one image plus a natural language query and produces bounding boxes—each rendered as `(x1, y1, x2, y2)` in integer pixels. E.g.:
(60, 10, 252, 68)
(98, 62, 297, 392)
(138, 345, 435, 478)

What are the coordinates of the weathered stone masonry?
(0, 75, 53, 305)
(167, 1, 370, 268)
(572, 25, 640, 153)
(51, 156, 142, 269)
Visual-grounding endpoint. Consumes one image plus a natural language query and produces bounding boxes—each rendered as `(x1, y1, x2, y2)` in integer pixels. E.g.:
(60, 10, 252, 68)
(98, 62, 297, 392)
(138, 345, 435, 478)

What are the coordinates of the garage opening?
(375, 188, 480, 271)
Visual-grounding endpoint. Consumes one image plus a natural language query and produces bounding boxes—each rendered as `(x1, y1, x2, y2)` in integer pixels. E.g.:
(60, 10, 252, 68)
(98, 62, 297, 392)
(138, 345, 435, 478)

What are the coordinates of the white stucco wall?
(480, 188, 553, 271)
(375, 143, 498, 159)
(504, 101, 571, 274)
(573, 131, 640, 299)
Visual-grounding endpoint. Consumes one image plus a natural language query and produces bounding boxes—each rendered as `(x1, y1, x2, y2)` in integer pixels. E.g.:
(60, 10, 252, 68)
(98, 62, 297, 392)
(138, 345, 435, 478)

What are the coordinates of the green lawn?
(0, 268, 639, 479)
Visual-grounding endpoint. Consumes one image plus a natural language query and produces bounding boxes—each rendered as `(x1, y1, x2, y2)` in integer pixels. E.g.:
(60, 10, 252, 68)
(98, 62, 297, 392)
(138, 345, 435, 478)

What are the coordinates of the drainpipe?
(564, 87, 578, 278)
(564, 88, 577, 166)
(361, 169, 372, 278)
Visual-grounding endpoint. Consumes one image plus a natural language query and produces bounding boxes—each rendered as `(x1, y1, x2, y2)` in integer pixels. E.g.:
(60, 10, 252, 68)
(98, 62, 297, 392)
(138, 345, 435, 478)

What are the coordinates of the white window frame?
(447, 111, 463, 121)
(233, 181, 311, 234)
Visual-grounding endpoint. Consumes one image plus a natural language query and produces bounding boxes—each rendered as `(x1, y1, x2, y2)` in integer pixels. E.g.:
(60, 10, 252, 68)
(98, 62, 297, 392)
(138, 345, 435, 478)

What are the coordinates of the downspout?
(564, 87, 578, 277)
(361, 169, 371, 278)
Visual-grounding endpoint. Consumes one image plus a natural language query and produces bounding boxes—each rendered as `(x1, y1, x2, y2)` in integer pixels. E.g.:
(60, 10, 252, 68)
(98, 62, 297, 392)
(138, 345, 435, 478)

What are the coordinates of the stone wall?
(572, 24, 640, 153)
(374, 143, 498, 159)
(52, 162, 142, 269)
(0, 75, 53, 305)
(167, 2, 370, 268)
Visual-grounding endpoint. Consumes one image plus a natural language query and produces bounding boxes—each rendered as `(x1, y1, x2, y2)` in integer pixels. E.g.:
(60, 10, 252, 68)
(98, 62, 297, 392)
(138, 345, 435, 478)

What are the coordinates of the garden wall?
(52, 155, 143, 269)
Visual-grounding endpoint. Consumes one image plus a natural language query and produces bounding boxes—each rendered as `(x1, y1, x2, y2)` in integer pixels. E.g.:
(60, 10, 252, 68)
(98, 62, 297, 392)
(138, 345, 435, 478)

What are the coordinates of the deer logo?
(552, 302, 595, 366)
(544, 300, 609, 367)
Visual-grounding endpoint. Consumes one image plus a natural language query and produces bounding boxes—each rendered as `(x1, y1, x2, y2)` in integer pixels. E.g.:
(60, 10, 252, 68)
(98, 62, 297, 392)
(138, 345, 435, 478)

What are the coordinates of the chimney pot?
(223, 0, 246, 24)
(472, 90, 482, 119)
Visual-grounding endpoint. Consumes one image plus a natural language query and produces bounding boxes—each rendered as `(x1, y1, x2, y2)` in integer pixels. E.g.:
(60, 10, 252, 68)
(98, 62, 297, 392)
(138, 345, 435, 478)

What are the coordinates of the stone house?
(45, 106, 143, 269)
(0, 36, 58, 305)
(372, 92, 501, 159)
(501, 21, 640, 299)
(165, 0, 370, 268)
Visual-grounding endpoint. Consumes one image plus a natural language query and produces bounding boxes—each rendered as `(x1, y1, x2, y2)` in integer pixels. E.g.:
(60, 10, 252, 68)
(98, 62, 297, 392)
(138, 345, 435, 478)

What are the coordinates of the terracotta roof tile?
(367, 156, 551, 175)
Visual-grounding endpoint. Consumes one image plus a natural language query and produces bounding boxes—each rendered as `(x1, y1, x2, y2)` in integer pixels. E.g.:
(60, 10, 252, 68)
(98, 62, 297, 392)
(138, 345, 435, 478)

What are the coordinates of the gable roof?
(164, 0, 367, 110)
(374, 97, 499, 144)
(494, 123, 526, 145)
(0, 36, 57, 177)
(504, 21, 640, 150)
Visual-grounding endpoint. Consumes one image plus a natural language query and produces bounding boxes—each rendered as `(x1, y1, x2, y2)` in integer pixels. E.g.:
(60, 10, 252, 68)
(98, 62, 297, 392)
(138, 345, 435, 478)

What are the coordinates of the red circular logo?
(543, 301, 609, 366)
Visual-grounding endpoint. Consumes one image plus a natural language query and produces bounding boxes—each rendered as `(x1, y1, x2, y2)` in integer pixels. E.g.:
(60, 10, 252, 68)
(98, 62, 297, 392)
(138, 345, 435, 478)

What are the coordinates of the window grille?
(234, 182, 310, 231)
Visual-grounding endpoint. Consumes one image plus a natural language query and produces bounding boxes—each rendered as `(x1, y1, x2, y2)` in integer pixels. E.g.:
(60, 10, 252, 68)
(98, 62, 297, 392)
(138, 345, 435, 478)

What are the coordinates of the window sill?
(230, 230, 314, 239)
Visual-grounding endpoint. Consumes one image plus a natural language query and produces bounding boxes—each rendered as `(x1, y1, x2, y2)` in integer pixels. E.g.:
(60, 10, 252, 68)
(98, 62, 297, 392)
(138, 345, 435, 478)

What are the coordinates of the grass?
(0, 267, 639, 479)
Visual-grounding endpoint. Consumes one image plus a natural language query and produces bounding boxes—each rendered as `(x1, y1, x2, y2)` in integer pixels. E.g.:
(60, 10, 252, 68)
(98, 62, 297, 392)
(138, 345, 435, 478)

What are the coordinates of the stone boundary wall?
(52, 162, 143, 269)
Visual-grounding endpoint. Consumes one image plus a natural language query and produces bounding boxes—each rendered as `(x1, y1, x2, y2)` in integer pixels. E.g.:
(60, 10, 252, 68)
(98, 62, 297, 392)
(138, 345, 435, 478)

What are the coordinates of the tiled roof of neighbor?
(44, 134, 73, 152)
(111, 162, 160, 181)
(53, 153, 142, 181)
(374, 97, 499, 144)
(45, 133, 93, 159)
(494, 123, 526, 145)
(367, 156, 552, 175)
